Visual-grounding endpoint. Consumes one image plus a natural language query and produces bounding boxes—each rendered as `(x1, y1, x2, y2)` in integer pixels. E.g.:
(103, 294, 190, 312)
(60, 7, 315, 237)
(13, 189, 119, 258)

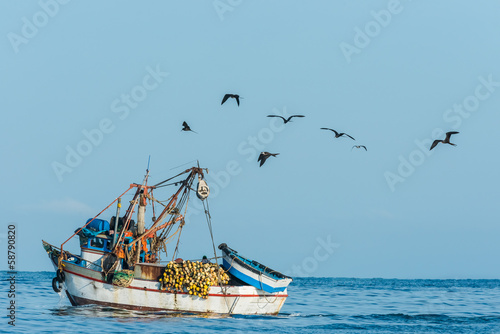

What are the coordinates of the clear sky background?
(1, 1, 499, 278)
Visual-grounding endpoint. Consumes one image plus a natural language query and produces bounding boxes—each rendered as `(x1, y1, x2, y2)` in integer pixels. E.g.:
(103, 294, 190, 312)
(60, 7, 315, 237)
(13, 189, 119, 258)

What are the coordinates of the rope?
(102, 255, 119, 281)
(202, 198, 231, 313)
(112, 269, 134, 287)
(153, 169, 191, 187)
(60, 185, 134, 253)
(258, 272, 279, 304)
(172, 190, 190, 261)
(45, 241, 108, 272)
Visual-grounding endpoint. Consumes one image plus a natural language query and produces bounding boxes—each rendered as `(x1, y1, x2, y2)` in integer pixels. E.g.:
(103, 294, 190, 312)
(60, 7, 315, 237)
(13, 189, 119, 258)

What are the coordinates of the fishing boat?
(219, 243, 292, 293)
(42, 165, 291, 315)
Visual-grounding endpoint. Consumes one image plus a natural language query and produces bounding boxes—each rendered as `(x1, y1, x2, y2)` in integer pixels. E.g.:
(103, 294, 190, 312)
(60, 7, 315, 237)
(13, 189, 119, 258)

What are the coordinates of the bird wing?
(430, 140, 441, 150)
(221, 94, 230, 105)
(267, 115, 286, 122)
(289, 115, 305, 121)
(343, 133, 355, 140)
(258, 155, 268, 167)
(361, 145, 367, 151)
(235, 95, 240, 106)
(445, 131, 459, 141)
(320, 128, 338, 136)
(182, 121, 188, 127)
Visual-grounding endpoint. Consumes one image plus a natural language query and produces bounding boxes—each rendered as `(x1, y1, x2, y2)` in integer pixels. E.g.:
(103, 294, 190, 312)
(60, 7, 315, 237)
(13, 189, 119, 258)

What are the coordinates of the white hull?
(59, 262, 288, 315)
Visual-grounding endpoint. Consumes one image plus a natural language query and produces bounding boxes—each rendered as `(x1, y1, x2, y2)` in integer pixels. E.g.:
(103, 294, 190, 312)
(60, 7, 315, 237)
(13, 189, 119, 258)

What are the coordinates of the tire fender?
(52, 277, 62, 293)
(56, 269, 65, 282)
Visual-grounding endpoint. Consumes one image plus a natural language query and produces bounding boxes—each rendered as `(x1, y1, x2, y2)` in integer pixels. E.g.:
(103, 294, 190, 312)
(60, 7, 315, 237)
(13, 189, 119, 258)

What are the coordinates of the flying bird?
(221, 94, 241, 106)
(430, 131, 459, 150)
(181, 121, 197, 133)
(320, 128, 355, 140)
(352, 145, 367, 151)
(258, 152, 279, 167)
(267, 115, 305, 124)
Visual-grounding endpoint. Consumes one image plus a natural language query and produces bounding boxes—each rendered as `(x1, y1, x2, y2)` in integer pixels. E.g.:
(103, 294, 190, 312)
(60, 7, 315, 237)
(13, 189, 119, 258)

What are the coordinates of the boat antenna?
(143, 155, 151, 186)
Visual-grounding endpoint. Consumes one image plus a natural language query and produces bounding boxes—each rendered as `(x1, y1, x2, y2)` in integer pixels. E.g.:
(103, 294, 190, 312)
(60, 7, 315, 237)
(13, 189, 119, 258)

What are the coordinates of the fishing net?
(159, 260, 230, 299)
(112, 269, 135, 287)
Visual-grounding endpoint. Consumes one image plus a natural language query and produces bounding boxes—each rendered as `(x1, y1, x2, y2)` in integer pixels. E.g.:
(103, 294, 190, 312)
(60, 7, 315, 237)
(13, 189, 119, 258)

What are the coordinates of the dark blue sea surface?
(1, 272, 500, 333)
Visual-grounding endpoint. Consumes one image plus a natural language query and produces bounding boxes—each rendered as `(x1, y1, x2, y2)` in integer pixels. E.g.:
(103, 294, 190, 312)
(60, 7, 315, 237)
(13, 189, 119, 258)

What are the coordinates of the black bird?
(320, 128, 355, 140)
(267, 115, 305, 124)
(430, 131, 459, 150)
(221, 94, 241, 106)
(352, 145, 367, 151)
(181, 121, 197, 133)
(258, 152, 279, 167)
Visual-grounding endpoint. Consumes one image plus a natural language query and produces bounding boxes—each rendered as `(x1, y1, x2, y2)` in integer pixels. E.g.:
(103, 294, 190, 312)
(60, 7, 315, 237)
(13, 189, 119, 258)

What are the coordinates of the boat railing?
(43, 240, 104, 271)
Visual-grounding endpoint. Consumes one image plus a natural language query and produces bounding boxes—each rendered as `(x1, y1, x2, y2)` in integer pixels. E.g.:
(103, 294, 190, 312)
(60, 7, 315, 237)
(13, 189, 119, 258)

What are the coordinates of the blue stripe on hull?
(223, 259, 287, 293)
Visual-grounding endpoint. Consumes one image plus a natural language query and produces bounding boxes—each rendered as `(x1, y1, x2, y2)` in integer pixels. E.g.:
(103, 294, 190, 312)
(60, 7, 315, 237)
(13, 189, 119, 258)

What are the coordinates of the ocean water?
(1, 272, 500, 333)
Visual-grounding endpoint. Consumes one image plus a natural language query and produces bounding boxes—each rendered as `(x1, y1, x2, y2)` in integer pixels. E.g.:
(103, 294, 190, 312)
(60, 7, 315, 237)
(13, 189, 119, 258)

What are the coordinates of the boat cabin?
(72, 217, 154, 271)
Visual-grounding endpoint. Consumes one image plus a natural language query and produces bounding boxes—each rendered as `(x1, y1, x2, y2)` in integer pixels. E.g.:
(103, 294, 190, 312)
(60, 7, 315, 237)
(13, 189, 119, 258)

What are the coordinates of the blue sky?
(1, 0, 500, 278)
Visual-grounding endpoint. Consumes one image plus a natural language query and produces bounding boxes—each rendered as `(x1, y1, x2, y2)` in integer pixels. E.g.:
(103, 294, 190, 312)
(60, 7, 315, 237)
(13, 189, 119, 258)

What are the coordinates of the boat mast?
(107, 166, 207, 267)
(111, 198, 121, 248)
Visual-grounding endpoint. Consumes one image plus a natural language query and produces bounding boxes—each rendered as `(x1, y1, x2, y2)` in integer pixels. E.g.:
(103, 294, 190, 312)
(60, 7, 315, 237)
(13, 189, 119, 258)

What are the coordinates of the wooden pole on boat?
(112, 198, 121, 248)
(135, 193, 146, 264)
(137, 193, 146, 235)
(113, 169, 150, 254)
(126, 170, 195, 248)
(126, 168, 202, 257)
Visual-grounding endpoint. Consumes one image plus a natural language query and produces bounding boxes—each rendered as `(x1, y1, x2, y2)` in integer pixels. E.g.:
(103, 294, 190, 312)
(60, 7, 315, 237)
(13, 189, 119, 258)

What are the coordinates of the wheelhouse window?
(90, 238, 104, 249)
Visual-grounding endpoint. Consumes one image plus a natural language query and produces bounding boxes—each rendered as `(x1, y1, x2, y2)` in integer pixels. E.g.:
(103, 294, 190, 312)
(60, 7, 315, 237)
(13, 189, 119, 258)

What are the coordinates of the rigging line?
(60, 185, 134, 251)
(143, 187, 188, 242)
(151, 189, 156, 219)
(153, 169, 192, 188)
(45, 242, 106, 270)
(162, 224, 184, 244)
(113, 195, 139, 252)
(169, 160, 198, 171)
(202, 198, 231, 313)
(156, 194, 175, 203)
(159, 175, 191, 241)
(118, 170, 151, 248)
(151, 199, 167, 207)
(154, 180, 189, 189)
(172, 189, 190, 261)
(258, 273, 279, 304)
(158, 195, 182, 240)
(167, 175, 193, 258)
(140, 173, 193, 246)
